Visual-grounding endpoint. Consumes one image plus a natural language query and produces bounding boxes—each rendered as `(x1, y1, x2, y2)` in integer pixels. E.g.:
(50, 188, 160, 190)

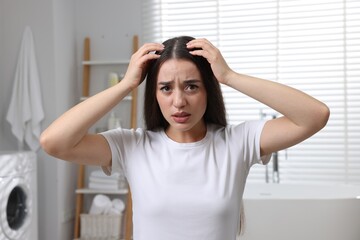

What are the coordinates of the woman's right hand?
(40, 42, 164, 166)
(122, 43, 164, 89)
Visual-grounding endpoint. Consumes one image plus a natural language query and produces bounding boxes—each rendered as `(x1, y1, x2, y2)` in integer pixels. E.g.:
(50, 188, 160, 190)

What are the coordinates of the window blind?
(142, 0, 360, 185)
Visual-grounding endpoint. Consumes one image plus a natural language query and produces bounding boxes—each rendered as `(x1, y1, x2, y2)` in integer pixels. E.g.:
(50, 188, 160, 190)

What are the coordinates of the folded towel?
(89, 194, 112, 215)
(89, 176, 119, 185)
(90, 170, 120, 180)
(6, 26, 44, 151)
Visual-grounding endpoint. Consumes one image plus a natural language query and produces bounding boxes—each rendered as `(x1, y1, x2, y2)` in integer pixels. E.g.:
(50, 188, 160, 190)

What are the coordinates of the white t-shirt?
(101, 121, 270, 240)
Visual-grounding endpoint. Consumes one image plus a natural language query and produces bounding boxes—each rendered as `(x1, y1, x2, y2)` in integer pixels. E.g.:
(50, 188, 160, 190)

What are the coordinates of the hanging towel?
(6, 26, 44, 151)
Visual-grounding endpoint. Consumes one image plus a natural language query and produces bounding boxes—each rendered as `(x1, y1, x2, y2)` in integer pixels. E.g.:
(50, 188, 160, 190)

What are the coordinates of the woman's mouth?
(171, 112, 191, 123)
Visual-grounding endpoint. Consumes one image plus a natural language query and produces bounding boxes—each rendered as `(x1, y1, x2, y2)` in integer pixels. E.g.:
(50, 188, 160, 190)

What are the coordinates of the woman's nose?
(173, 90, 186, 108)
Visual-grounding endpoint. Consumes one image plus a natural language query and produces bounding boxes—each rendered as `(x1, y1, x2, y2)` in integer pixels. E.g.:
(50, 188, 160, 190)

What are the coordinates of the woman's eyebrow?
(158, 79, 201, 85)
(158, 80, 173, 85)
(184, 79, 201, 84)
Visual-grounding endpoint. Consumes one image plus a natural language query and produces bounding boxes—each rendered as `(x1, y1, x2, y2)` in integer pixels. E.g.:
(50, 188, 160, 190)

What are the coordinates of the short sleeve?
(99, 128, 144, 176)
(252, 120, 272, 165)
(227, 120, 271, 168)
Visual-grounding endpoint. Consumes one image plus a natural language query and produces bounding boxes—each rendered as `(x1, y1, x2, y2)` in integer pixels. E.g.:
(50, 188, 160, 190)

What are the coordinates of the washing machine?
(0, 151, 38, 240)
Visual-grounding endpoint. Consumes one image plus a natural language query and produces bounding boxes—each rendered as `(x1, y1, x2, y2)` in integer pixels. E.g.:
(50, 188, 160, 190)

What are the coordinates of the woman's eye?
(186, 84, 199, 91)
(160, 86, 171, 92)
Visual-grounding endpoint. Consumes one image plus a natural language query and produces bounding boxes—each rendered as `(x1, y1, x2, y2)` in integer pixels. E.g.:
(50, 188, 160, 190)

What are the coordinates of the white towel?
(89, 176, 119, 185)
(110, 198, 125, 214)
(102, 198, 125, 215)
(90, 170, 120, 180)
(89, 194, 112, 215)
(6, 26, 44, 151)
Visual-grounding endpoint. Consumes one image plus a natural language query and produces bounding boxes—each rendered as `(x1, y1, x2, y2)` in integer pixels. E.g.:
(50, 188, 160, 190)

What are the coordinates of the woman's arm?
(225, 72, 330, 157)
(187, 38, 330, 160)
(40, 43, 164, 166)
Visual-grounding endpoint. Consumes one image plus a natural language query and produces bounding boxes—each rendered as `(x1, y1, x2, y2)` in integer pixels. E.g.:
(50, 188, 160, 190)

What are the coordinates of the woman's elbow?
(314, 103, 330, 132)
(40, 132, 54, 155)
(40, 131, 65, 158)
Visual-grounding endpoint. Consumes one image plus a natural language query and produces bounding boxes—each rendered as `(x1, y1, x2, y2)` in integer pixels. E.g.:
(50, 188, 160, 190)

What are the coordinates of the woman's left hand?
(187, 38, 234, 85)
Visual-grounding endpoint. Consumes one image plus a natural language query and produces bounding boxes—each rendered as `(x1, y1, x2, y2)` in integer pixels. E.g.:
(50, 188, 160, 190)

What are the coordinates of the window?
(142, 0, 360, 185)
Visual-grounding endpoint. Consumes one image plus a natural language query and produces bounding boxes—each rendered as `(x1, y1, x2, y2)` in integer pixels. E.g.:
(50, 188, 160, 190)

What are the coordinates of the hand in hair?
(123, 42, 164, 90)
(187, 38, 234, 85)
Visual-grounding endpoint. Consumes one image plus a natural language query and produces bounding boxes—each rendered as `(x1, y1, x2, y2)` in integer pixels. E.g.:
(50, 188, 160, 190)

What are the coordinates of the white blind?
(142, 0, 360, 185)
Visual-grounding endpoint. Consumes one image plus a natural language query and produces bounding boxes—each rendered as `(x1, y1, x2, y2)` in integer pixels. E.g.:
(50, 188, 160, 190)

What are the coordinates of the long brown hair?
(144, 36, 227, 130)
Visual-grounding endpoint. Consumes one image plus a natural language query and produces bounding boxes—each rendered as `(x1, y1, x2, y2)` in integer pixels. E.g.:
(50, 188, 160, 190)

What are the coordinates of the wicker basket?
(80, 214, 122, 239)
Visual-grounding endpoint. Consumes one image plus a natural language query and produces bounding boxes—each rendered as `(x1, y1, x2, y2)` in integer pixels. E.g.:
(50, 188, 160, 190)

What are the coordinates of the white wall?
(75, 0, 144, 129)
(0, 1, 59, 240)
(52, 1, 78, 239)
(0, 0, 142, 239)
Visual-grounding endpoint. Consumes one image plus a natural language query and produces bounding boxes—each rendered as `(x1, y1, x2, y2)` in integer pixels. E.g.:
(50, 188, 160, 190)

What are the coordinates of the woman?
(40, 36, 329, 240)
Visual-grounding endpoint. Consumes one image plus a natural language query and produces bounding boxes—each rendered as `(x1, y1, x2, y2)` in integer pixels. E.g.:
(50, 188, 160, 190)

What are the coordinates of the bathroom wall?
(0, 1, 57, 239)
(0, 0, 77, 239)
(74, 0, 144, 128)
(0, 0, 142, 239)
(52, 1, 78, 239)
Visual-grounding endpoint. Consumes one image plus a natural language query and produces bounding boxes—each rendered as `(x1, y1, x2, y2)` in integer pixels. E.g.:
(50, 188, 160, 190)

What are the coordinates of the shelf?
(76, 188, 128, 195)
(82, 60, 130, 65)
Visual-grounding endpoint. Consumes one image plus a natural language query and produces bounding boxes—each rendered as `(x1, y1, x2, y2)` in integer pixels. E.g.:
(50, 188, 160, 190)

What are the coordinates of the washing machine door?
(0, 177, 32, 239)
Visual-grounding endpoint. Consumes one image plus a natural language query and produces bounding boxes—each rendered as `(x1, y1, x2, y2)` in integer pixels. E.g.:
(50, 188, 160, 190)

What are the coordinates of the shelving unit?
(73, 35, 138, 240)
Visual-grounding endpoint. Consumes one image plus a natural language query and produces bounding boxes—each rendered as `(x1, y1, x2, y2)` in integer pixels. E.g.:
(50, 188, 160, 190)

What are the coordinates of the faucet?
(265, 150, 280, 183)
(260, 109, 280, 183)
(271, 114, 280, 183)
(272, 151, 279, 183)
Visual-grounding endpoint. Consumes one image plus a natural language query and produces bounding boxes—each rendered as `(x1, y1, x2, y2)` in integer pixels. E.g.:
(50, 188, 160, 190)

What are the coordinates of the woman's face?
(156, 58, 207, 141)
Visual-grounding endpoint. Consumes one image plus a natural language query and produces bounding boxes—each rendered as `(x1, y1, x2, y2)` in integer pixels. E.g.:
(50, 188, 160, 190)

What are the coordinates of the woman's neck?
(165, 122, 207, 143)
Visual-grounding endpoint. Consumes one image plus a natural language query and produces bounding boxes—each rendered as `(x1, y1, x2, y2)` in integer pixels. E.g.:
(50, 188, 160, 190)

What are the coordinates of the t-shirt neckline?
(160, 125, 213, 148)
